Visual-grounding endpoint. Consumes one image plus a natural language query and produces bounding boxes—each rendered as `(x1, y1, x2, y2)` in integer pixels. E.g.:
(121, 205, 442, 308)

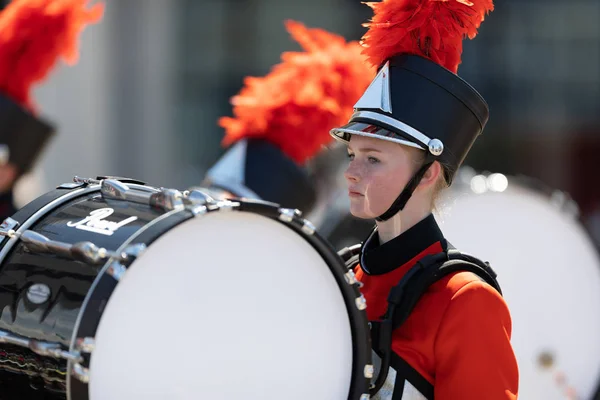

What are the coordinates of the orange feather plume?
(219, 20, 376, 165)
(361, 0, 494, 73)
(0, 0, 104, 113)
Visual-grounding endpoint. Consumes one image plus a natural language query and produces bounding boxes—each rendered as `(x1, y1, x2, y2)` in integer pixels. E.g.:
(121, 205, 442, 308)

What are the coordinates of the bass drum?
(0, 176, 372, 400)
(435, 169, 600, 400)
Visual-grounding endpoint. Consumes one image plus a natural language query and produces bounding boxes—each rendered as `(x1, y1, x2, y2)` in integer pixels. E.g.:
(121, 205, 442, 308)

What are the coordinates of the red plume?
(0, 0, 104, 113)
(219, 20, 376, 165)
(361, 0, 494, 73)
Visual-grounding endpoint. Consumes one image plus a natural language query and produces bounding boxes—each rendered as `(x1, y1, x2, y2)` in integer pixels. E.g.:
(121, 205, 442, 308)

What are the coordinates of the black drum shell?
(0, 185, 171, 398)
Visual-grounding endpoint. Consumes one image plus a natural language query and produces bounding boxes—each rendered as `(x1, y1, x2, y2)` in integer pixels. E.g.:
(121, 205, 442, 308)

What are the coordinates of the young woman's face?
(344, 135, 418, 219)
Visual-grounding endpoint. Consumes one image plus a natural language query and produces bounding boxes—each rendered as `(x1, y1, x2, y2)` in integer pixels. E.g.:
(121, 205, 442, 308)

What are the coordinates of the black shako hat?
(330, 54, 489, 186)
(0, 94, 54, 174)
(329, 0, 494, 221)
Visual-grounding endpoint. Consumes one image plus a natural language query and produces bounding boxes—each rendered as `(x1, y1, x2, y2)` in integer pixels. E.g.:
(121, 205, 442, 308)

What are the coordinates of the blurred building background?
(2, 1, 598, 398)
(17, 0, 599, 249)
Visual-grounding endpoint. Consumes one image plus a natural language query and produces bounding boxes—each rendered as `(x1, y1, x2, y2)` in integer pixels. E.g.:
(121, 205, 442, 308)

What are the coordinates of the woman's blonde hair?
(408, 147, 450, 211)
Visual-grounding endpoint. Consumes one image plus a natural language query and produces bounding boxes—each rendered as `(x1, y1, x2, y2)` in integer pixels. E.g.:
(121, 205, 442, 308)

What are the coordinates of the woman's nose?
(344, 162, 359, 183)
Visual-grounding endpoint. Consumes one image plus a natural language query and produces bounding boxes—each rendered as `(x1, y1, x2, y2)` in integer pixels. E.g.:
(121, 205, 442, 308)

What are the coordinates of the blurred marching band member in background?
(200, 20, 374, 214)
(0, 0, 103, 222)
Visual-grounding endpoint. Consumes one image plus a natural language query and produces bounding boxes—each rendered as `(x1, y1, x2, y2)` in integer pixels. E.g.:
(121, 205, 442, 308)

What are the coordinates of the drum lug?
(69, 337, 95, 383)
(106, 261, 127, 281)
(344, 270, 364, 288)
(75, 337, 96, 354)
(355, 294, 367, 311)
(104, 243, 145, 281)
(0, 328, 84, 364)
(190, 204, 208, 216)
(123, 243, 146, 259)
(364, 364, 374, 379)
(28, 341, 83, 363)
(211, 200, 238, 212)
(149, 188, 185, 211)
(278, 208, 315, 235)
(182, 189, 212, 215)
(11, 230, 127, 265)
(360, 394, 371, 400)
(183, 189, 215, 205)
(101, 179, 185, 212)
(72, 362, 90, 383)
(301, 220, 316, 235)
(278, 208, 296, 223)
(0, 217, 19, 243)
(182, 190, 243, 216)
(71, 241, 122, 264)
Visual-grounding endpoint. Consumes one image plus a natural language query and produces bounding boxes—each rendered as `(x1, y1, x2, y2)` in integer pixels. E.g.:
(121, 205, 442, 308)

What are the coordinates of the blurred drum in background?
(436, 168, 600, 400)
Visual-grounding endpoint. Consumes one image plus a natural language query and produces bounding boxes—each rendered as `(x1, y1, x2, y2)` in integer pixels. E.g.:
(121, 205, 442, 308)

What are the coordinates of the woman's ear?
(418, 160, 443, 190)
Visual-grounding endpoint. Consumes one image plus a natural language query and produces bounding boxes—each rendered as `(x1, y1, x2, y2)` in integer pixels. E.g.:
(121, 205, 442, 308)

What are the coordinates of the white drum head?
(436, 176, 600, 400)
(89, 211, 354, 399)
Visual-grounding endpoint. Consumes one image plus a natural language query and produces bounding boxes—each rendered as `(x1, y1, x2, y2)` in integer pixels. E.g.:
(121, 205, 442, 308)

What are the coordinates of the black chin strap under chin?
(375, 160, 434, 222)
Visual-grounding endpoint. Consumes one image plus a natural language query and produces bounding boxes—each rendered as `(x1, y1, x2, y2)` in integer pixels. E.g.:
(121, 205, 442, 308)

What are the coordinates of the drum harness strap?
(338, 245, 503, 397)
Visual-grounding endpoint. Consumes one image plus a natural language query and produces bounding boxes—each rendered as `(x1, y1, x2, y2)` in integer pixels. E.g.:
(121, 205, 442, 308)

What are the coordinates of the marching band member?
(0, 0, 103, 221)
(202, 20, 374, 214)
(329, 0, 519, 398)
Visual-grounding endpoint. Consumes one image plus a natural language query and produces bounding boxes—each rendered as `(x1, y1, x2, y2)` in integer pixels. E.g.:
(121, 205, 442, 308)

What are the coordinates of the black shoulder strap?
(386, 249, 502, 331)
(368, 249, 503, 396)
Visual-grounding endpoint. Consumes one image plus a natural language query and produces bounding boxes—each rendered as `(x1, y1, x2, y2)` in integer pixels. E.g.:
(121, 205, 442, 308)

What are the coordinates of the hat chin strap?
(375, 160, 434, 222)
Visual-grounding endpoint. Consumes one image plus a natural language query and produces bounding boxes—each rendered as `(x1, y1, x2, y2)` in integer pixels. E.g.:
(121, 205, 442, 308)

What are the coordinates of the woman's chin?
(349, 205, 375, 220)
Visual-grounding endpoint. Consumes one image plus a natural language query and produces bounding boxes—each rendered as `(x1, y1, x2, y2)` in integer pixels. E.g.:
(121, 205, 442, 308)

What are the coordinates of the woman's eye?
(368, 156, 380, 164)
(347, 153, 355, 160)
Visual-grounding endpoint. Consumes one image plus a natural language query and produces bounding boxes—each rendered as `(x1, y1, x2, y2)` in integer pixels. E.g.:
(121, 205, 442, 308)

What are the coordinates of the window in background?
(173, 0, 260, 187)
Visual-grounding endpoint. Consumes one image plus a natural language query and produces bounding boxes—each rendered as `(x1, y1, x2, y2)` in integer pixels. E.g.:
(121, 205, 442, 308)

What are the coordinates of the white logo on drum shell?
(67, 208, 138, 236)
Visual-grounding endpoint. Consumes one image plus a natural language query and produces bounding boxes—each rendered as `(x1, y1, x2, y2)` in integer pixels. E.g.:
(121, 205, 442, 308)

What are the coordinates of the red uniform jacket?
(357, 214, 519, 400)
